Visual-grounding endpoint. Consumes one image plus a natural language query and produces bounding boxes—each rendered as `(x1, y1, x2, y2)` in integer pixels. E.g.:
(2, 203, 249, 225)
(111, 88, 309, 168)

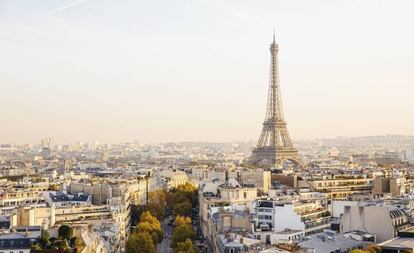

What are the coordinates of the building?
(340, 204, 412, 242)
(379, 227, 414, 253)
(251, 196, 330, 245)
(373, 177, 407, 196)
(199, 176, 257, 238)
(217, 233, 262, 253)
(0, 226, 41, 253)
(299, 230, 364, 253)
(298, 176, 373, 200)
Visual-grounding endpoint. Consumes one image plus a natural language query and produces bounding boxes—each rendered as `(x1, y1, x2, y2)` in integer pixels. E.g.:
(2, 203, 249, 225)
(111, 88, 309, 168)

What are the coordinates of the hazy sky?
(1, 0, 413, 144)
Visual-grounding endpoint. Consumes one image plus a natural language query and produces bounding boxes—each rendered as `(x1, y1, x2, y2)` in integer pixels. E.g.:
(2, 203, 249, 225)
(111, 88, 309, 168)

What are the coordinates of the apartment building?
(251, 196, 331, 245)
(340, 204, 412, 242)
(298, 176, 373, 199)
(199, 177, 257, 237)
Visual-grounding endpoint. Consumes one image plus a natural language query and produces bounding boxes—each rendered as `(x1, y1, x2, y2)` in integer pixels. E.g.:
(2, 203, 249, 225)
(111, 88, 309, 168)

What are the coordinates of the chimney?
(237, 172, 242, 184)
(225, 171, 229, 186)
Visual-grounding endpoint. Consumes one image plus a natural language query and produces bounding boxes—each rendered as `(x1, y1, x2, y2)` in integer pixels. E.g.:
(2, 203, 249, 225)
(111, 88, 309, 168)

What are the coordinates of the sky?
(0, 0, 413, 144)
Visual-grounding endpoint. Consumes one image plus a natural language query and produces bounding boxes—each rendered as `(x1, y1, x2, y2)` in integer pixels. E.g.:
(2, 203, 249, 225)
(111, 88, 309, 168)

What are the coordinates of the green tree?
(52, 239, 69, 251)
(173, 201, 192, 217)
(58, 224, 73, 240)
(126, 232, 156, 253)
(171, 223, 196, 248)
(175, 239, 197, 253)
(40, 230, 51, 248)
(31, 243, 42, 250)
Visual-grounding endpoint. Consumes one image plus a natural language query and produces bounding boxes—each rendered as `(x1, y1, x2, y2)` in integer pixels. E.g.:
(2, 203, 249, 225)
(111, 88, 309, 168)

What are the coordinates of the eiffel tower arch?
(249, 34, 303, 168)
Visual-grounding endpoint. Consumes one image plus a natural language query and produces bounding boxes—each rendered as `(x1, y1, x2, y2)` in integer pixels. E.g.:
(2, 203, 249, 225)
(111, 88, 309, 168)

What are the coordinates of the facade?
(298, 176, 373, 199)
(373, 177, 407, 196)
(340, 204, 411, 242)
(199, 178, 257, 239)
(0, 228, 41, 253)
(157, 169, 189, 189)
(251, 197, 331, 245)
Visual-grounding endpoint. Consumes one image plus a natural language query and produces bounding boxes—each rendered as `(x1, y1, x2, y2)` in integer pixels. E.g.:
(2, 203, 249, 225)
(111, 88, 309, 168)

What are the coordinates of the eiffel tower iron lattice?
(249, 34, 303, 167)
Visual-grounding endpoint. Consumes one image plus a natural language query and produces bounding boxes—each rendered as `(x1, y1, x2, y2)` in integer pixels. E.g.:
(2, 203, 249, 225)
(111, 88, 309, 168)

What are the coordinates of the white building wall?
(330, 200, 358, 218)
(340, 206, 394, 243)
(273, 205, 305, 232)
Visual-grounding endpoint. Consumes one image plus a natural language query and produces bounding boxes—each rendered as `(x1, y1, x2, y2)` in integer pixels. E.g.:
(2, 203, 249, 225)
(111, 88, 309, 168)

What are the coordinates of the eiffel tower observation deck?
(250, 34, 303, 168)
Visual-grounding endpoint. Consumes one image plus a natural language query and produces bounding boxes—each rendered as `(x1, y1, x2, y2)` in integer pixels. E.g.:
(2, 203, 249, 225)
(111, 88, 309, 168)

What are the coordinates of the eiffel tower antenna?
(249, 33, 303, 167)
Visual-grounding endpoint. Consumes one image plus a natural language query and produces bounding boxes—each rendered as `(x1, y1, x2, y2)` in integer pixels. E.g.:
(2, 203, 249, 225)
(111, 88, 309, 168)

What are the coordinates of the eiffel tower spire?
(250, 34, 302, 167)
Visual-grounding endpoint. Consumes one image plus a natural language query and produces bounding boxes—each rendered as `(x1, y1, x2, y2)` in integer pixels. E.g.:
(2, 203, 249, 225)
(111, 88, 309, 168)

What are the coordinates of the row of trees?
(169, 183, 199, 253)
(126, 211, 163, 253)
(171, 216, 197, 253)
(168, 183, 198, 217)
(350, 246, 382, 253)
(127, 182, 199, 253)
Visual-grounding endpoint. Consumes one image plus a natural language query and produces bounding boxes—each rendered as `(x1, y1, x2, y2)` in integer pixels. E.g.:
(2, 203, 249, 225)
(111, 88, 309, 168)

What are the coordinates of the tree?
(171, 223, 196, 248)
(140, 211, 161, 230)
(168, 183, 198, 213)
(175, 239, 197, 253)
(58, 224, 73, 240)
(31, 243, 42, 250)
(173, 201, 193, 217)
(148, 190, 167, 220)
(40, 230, 51, 248)
(70, 236, 85, 252)
(52, 239, 69, 251)
(126, 232, 156, 253)
(175, 216, 191, 227)
(367, 245, 382, 253)
(135, 211, 163, 243)
(131, 205, 146, 226)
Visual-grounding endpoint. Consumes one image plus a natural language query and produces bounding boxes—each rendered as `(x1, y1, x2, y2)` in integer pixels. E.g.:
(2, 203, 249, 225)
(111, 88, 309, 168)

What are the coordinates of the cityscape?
(1, 1, 414, 253)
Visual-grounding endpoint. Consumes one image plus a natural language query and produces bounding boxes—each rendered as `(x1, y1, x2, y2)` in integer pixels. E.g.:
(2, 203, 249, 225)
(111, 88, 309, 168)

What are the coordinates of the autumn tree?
(126, 232, 156, 253)
(366, 245, 382, 253)
(148, 190, 167, 220)
(171, 222, 196, 248)
(175, 239, 197, 253)
(175, 216, 191, 227)
(173, 201, 193, 217)
(135, 211, 163, 244)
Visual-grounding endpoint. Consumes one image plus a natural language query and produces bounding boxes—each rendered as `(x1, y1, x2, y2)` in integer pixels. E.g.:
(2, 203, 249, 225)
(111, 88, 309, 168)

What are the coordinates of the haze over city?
(1, 0, 414, 144)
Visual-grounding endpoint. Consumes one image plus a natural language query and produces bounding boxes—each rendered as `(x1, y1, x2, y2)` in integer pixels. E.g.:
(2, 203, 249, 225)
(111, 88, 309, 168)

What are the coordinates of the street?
(157, 215, 173, 253)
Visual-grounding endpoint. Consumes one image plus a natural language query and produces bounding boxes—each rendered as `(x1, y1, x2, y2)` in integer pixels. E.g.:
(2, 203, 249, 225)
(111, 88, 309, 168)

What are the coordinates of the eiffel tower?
(250, 34, 302, 167)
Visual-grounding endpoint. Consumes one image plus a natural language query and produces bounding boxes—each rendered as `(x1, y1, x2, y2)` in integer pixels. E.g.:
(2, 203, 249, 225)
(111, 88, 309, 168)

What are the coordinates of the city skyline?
(1, 0, 414, 144)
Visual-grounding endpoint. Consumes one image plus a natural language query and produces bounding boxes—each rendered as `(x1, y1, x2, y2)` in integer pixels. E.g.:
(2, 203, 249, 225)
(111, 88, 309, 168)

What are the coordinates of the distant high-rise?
(250, 34, 302, 167)
(41, 137, 52, 159)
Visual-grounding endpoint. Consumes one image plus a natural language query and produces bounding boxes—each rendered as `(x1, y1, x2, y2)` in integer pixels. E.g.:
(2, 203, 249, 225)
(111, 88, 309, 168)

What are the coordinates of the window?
(243, 192, 247, 199)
